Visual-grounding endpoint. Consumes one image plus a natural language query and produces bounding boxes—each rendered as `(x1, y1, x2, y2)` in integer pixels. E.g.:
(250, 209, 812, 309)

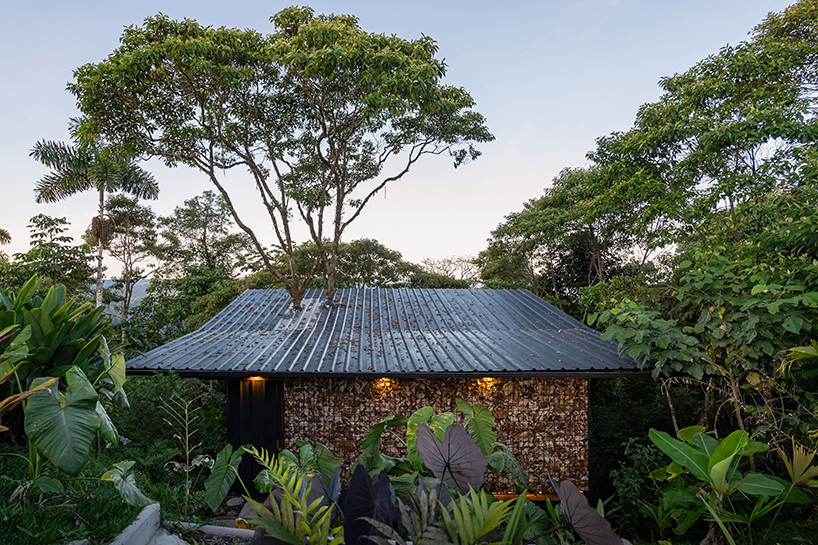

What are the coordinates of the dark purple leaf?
(343, 465, 396, 545)
(551, 479, 622, 545)
(315, 466, 342, 505)
(416, 423, 487, 495)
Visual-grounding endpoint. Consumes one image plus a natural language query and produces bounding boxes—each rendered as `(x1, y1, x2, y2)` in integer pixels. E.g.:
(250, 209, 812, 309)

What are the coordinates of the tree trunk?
(96, 189, 104, 308)
(326, 238, 340, 301)
(700, 521, 726, 545)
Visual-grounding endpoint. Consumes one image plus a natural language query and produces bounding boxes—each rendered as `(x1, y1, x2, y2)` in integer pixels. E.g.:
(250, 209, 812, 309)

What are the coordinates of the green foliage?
(245, 445, 343, 545)
(154, 191, 252, 279)
(478, 168, 631, 318)
(608, 437, 669, 538)
(409, 271, 471, 289)
(648, 427, 793, 543)
(103, 194, 158, 324)
(101, 460, 154, 507)
(204, 444, 246, 511)
(114, 373, 225, 455)
(439, 488, 513, 545)
(24, 367, 101, 475)
(6, 215, 93, 295)
(32, 116, 158, 306)
(0, 276, 127, 449)
(407, 407, 455, 471)
(159, 394, 214, 517)
(294, 440, 344, 484)
(71, 8, 491, 306)
(0, 443, 142, 545)
(456, 399, 498, 458)
(364, 485, 450, 545)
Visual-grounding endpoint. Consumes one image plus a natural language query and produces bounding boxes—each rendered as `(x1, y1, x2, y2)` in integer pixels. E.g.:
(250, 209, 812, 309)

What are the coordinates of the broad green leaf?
(102, 460, 153, 507)
(694, 432, 719, 458)
(24, 366, 100, 475)
(429, 412, 454, 440)
(96, 401, 119, 445)
(406, 406, 433, 469)
(311, 443, 342, 483)
(781, 316, 803, 334)
(112, 389, 130, 411)
(32, 475, 64, 495)
(710, 457, 734, 494)
(678, 426, 705, 444)
(486, 443, 529, 490)
(649, 429, 709, 482)
(649, 467, 668, 480)
(708, 430, 748, 475)
(738, 473, 786, 496)
(740, 441, 768, 457)
(751, 284, 768, 295)
(14, 276, 39, 311)
(108, 353, 126, 393)
(205, 444, 245, 511)
(361, 415, 407, 458)
(456, 398, 497, 457)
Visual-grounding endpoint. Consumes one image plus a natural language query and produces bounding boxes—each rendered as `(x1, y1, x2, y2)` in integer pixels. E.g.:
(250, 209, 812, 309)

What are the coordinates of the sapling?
(160, 395, 213, 516)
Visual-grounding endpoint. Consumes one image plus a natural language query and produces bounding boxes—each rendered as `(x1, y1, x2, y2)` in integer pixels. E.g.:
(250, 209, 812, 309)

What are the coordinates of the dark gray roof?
(127, 288, 637, 377)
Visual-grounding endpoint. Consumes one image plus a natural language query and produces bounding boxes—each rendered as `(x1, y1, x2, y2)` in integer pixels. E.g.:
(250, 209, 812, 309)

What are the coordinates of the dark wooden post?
(226, 377, 284, 498)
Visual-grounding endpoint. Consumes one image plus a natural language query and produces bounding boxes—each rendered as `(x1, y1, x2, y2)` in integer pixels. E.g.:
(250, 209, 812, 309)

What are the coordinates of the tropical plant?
(0, 276, 127, 441)
(243, 445, 344, 545)
(648, 426, 795, 544)
(31, 117, 158, 306)
(0, 326, 57, 434)
(354, 400, 529, 495)
(204, 443, 248, 512)
(160, 395, 214, 516)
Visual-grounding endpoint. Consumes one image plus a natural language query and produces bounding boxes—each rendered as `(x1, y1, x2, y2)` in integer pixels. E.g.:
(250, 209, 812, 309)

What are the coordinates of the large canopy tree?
(70, 7, 492, 308)
(31, 119, 159, 307)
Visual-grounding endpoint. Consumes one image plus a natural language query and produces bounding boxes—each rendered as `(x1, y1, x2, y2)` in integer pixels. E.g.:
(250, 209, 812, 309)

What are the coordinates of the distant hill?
(102, 279, 153, 316)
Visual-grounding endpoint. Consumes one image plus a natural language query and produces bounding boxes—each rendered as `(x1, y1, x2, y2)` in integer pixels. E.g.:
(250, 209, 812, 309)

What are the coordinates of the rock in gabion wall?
(283, 377, 588, 493)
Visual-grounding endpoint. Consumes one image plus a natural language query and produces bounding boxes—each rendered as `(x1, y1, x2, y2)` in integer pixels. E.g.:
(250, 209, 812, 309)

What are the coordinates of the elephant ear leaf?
(314, 466, 342, 507)
(24, 366, 99, 475)
(552, 479, 622, 545)
(102, 460, 153, 507)
(204, 444, 245, 511)
(416, 423, 487, 495)
(343, 465, 396, 545)
(455, 398, 497, 457)
(96, 401, 119, 445)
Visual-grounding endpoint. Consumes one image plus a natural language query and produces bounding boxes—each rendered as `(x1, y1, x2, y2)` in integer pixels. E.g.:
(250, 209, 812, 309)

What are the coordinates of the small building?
(127, 288, 636, 493)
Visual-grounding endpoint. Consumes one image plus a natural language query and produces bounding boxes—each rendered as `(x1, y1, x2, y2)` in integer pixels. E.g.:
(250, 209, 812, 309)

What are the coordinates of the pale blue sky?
(0, 1, 793, 272)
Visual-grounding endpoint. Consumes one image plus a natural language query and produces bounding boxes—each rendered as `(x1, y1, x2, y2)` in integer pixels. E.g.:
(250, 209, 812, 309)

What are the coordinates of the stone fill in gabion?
(283, 377, 588, 493)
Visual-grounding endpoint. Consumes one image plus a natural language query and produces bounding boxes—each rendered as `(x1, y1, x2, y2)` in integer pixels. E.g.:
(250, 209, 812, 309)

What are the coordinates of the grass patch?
(0, 444, 142, 545)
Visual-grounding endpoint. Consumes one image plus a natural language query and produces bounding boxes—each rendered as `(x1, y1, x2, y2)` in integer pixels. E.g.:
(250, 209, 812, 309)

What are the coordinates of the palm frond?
(121, 164, 159, 200)
(34, 171, 93, 203)
(440, 488, 512, 545)
(30, 140, 90, 172)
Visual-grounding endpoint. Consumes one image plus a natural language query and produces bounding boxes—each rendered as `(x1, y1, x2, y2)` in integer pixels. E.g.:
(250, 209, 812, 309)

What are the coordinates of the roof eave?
(126, 367, 647, 380)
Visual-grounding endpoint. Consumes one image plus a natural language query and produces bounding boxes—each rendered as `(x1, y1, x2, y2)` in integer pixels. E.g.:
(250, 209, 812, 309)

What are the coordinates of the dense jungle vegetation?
(2, 2, 818, 544)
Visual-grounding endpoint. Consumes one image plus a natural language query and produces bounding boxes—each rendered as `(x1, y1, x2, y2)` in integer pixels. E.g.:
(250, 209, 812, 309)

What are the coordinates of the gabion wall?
(282, 377, 588, 493)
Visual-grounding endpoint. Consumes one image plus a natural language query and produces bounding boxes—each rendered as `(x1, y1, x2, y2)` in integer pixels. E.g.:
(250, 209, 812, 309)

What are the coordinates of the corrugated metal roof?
(127, 288, 637, 377)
